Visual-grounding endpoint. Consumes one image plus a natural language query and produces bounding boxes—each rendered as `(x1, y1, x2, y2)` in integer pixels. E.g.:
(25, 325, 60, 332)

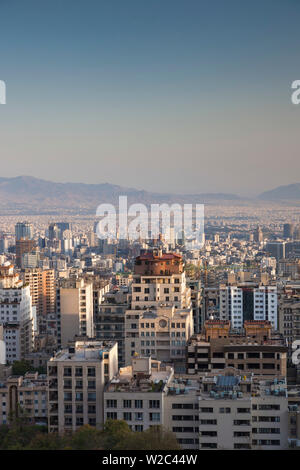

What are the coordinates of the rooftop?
(49, 340, 116, 362)
(106, 358, 174, 393)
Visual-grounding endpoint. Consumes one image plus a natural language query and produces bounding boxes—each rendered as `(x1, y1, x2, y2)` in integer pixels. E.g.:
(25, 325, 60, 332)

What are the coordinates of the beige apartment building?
(278, 294, 300, 358)
(125, 305, 193, 366)
(186, 320, 287, 378)
(0, 371, 47, 426)
(47, 340, 118, 433)
(132, 251, 191, 310)
(21, 268, 55, 335)
(125, 250, 193, 366)
(57, 277, 94, 348)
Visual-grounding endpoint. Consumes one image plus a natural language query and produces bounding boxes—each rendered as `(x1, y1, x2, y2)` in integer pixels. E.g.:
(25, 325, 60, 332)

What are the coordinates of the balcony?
(49, 404, 58, 414)
(49, 380, 58, 389)
(49, 391, 58, 402)
(48, 367, 57, 377)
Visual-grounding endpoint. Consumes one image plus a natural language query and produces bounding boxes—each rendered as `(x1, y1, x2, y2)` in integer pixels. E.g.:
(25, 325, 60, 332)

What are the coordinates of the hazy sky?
(0, 0, 300, 196)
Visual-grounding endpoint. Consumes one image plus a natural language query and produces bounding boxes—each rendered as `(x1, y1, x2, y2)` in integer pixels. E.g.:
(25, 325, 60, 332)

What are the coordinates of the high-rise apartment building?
(15, 222, 33, 241)
(219, 283, 278, 330)
(48, 340, 118, 433)
(278, 292, 300, 359)
(95, 287, 130, 367)
(21, 268, 55, 335)
(124, 250, 193, 366)
(132, 250, 191, 310)
(265, 241, 286, 261)
(0, 263, 35, 362)
(187, 279, 203, 333)
(125, 305, 193, 366)
(57, 277, 94, 348)
(254, 226, 263, 243)
(283, 223, 295, 239)
(16, 239, 36, 268)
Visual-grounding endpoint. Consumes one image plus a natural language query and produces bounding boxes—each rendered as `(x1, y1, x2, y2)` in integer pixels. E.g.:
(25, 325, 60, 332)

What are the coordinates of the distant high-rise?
(48, 222, 71, 240)
(15, 222, 33, 241)
(254, 226, 263, 243)
(265, 241, 286, 261)
(293, 225, 300, 240)
(283, 223, 294, 239)
(15, 239, 36, 268)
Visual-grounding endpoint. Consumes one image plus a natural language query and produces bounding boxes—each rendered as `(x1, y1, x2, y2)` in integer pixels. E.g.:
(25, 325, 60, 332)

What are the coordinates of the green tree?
(68, 424, 104, 450)
(102, 419, 132, 449)
(26, 432, 66, 450)
(11, 360, 34, 376)
(115, 425, 180, 450)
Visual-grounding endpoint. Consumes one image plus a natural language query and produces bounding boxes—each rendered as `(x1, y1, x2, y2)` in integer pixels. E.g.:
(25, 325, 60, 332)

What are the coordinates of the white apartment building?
(48, 340, 118, 433)
(0, 263, 35, 362)
(104, 359, 289, 450)
(104, 357, 174, 432)
(198, 372, 288, 450)
(220, 284, 278, 330)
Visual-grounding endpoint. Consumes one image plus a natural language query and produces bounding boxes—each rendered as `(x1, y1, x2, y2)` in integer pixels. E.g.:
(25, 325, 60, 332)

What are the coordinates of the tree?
(102, 419, 132, 449)
(26, 432, 67, 450)
(11, 360, 34, 376)
(68, 424, 104, 450)
(115, 425, 180, 450)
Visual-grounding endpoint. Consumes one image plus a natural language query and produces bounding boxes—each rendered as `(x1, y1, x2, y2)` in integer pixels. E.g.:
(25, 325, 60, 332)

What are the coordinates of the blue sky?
(0, 0, 300, 196)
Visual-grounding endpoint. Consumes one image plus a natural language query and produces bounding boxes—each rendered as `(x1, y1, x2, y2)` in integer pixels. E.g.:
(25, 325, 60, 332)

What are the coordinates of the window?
(106, 400, 117, 408)
(149, 400, 160, 409)
(64, 404, 72, 414)
(64, 392, 72, 401)
(149, 412, 160, 422)
(88, 392, 96, 402)
(123, 400, 132, 408)
(64, 367, 72, 377)
(88, 380, 96, 389)
(88, 405, 96, 414)
(258, 404, 280, 411)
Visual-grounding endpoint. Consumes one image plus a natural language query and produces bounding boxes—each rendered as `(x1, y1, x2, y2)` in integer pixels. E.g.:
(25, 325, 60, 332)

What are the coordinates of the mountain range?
(0, 176, 240, 214)
(258, 183, 300, 201)
(0, 176, 299, 214)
